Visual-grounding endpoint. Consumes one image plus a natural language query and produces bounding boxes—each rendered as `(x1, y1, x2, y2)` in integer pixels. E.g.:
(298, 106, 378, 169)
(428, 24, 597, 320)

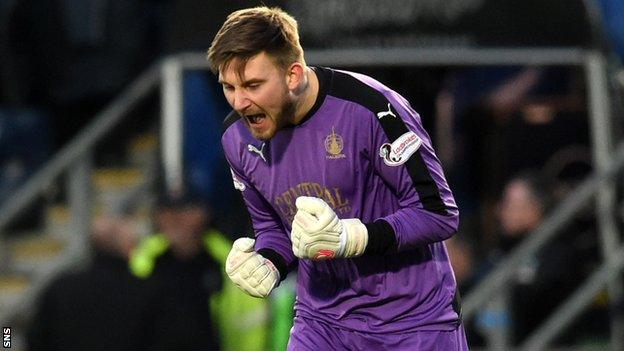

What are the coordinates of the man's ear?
(286, 62, 305, 91)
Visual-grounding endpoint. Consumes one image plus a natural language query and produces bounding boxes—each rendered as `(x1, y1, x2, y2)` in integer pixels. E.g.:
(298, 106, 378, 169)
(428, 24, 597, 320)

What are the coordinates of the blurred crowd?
(435, 66, 610, 346)
(377, 64, 609, 346)
(0, 0, 286, 216)
(28, 190, 293, 351)
(0, 0, 623, 350)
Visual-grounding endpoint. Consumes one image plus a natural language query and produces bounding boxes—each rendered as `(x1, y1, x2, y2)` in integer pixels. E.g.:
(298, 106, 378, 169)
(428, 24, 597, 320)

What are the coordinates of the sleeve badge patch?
(230, 168, 246, 191)
(379, 131, 422, 166)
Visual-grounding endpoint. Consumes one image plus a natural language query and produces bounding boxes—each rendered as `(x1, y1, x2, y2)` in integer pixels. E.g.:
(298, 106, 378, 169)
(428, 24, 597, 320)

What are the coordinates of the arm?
(224, 153, 297, 297)
(366, 93, 459, 251)
(228, 163, 297, 276)
(292, 95, 459, 260)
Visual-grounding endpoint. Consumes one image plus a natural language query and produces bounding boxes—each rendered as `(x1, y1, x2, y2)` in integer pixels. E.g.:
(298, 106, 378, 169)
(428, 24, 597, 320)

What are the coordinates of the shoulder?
(324, 68, 396, 117)
(223, 110, 242, 134)
(221, 110, 252, 165)
(323, 68, 421, 140)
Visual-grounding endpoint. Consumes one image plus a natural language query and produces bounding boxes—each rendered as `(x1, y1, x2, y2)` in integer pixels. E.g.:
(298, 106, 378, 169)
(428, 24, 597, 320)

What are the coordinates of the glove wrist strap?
(340, 218, 369, 257)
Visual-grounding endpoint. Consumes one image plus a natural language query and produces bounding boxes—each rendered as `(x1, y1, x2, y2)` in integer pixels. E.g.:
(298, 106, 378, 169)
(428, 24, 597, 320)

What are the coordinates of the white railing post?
(161, 57, 185, 193)
(586, 51, 624, 350)
(67, 151, 93, 245)
(480, 287, 511, 351)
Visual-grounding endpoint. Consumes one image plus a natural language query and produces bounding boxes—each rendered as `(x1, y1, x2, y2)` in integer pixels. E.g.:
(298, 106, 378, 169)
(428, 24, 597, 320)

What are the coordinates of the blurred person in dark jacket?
(491, 171, 596, 345)
(130, 189, 222, 351)
(27, 216, 157, 351)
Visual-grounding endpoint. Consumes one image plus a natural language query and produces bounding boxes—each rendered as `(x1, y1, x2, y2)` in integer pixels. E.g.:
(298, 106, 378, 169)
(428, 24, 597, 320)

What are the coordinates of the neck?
(291, 67, 319, 125)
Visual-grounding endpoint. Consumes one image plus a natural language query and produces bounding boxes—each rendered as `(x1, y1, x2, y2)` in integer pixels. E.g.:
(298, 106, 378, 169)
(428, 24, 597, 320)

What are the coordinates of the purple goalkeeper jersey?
(221, 67, 461, 334)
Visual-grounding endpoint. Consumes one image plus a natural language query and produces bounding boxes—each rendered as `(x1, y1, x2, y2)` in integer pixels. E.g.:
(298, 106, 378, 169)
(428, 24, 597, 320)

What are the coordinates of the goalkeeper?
(209, 6, 468, 350)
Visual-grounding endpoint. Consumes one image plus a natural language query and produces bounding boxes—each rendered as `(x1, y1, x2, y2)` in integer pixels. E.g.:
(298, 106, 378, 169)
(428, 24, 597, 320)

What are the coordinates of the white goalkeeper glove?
(225, 237, 280, 298)
(291, 196, 368, 260)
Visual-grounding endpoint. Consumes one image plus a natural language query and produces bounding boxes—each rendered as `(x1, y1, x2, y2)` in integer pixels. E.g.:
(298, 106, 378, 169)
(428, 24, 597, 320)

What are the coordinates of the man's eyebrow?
(241, 78, 265, 86)
(218, 78, 265, 86)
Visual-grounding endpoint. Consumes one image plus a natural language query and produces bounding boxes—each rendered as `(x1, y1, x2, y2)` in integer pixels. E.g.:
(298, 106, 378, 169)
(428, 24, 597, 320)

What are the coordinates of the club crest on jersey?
(230, 169, 245, 191)
(379, 131, 422, 166)
(325, 127, 346, 159)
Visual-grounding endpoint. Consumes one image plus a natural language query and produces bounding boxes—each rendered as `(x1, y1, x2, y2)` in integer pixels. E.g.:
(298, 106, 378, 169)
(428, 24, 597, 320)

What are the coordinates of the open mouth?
(246, 113, 266, 125)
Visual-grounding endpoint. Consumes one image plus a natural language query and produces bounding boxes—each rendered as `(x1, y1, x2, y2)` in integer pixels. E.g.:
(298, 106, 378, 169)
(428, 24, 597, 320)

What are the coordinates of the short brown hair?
(207, 6, 304, 75)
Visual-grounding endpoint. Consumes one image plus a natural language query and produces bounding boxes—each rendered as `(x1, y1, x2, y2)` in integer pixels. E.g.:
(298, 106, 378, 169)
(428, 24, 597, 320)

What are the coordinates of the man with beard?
(209, 7, 467, 350)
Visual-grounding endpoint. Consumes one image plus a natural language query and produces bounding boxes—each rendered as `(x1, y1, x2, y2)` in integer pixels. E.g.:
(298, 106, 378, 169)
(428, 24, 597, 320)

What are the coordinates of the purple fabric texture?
(222, 67, 462, 334)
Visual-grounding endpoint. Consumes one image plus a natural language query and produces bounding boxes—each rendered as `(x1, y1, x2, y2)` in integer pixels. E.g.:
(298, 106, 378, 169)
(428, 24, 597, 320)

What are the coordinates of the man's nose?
(233, 90, 252, 112)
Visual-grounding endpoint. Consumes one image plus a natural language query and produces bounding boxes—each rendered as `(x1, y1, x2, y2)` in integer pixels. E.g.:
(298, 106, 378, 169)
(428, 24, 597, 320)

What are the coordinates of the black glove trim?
(257, 248, 289, 282)
(363, 219, 397, 256)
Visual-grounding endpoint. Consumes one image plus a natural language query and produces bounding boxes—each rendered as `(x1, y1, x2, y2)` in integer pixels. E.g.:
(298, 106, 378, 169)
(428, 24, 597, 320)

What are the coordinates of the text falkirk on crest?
(325, 127, 346, 159)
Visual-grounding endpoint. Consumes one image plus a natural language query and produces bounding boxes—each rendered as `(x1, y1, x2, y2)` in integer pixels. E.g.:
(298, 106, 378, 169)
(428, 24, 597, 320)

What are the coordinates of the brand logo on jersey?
(230, 169, 245, 191)
(377, 103, 397, 119)
(325, 127, 346, 159)
(379, 131, 422, 166)
(247, 143, 267, 162)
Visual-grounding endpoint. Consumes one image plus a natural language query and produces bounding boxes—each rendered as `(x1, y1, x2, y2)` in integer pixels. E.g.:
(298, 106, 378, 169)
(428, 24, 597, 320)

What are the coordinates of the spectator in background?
(129, 189, 285, 351)
(496, 172, 549, 251)
(489, 171, 595, 345)
(130, 190, 222, 351)
(435, 66, 534, 219)
(436, 66, 589, 252)
(27, 216, 156, 351)
(541, 146, 608, 342)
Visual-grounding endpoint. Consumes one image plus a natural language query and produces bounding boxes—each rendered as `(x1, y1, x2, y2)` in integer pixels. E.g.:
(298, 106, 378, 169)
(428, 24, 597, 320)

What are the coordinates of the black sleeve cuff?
(257, 248, 289, 282)
(363, 219, 397, 256)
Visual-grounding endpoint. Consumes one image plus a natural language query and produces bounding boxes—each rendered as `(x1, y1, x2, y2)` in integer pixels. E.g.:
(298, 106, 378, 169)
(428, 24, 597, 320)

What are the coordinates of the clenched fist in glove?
(225, 237, 280, 298)
(291, 196, 368, 260)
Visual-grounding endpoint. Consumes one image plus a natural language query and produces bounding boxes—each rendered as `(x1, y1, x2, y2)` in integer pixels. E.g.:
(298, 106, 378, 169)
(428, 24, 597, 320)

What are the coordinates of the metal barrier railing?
(0, 62, 160, 234)
(0, 61, 161, 325)
(464, 141, 624, 348)
(164, 49, 620, 349)
(0, 48, 619, 349)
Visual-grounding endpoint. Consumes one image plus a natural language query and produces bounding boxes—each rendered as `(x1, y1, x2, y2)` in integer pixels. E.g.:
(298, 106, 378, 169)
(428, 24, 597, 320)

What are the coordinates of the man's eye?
(223, 85, 234, 91)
